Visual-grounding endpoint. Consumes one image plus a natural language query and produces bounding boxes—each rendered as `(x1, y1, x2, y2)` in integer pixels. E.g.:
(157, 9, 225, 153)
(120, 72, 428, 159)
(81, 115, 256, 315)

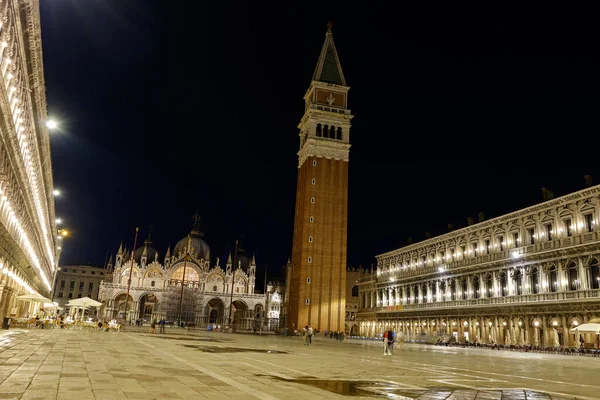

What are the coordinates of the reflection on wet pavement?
(152, 335, 227, 342)
(270, 377, 575, 399)
(181, 344, 288, 354)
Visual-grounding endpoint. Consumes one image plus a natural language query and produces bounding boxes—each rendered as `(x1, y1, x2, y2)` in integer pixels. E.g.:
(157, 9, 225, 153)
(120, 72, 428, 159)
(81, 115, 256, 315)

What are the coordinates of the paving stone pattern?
(0, 329, 594, 399)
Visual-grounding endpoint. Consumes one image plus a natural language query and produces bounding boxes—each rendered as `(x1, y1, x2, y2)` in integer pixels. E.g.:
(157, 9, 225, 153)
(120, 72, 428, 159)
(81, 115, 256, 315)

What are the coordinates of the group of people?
(149, 318, 166, 334)
(303, 325, 314, 345)
(383, 330, 398, 355)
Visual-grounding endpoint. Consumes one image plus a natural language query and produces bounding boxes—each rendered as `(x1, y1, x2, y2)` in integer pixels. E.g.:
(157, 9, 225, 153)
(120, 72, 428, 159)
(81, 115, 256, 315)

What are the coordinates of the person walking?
(383, 331, 389, 355)
(159, 318, 165, 334)
(303, 325, 310, 345)
(386, 329, 395, 355)
(308, 325, 313, 345)
(150, 318, 157, 334)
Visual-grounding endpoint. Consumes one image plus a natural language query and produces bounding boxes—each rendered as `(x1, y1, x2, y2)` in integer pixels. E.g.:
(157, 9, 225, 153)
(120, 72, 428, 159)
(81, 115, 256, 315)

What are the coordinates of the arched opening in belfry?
(316, 123, 322, 137)
(323, 124, 329, 138)
(336, 127, 342, 140)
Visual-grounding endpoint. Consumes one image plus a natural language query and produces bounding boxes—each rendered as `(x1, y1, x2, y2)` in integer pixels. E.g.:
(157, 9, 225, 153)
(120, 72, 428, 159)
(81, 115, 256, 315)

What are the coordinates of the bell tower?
(288, 23, 353, 333)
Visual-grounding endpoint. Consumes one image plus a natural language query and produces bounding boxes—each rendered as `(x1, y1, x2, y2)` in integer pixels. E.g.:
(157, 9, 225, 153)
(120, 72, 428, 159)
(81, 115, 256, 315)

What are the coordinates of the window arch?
(568, 262, 578, 291)
(329, 125, 335, 138)
(461, 279, 468, 300)
(514, 270, 523, 295)
(549, 267, 558, 292)
(500, 273, 508, 296)
(591, 258, 600, 289)
(316, 123, 322, 137)
(473, 276, 480, 299)
(213, 285, 217, 292)
(151, 281, 155, 287)
(322, 124, 329, 138)
(336, 127, 342, 140)
(484, 275, 493, 297)
(531, 268, 539, 294)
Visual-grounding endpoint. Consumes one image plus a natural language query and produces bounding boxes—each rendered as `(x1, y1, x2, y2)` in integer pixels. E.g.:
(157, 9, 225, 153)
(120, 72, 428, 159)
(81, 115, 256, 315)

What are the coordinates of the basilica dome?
(133, 239, 159, 263)
(173, 228, 210, 260)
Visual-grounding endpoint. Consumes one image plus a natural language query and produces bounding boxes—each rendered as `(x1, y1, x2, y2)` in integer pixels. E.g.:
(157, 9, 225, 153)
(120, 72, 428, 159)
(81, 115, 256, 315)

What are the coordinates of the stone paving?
(0, 328, 598, 399)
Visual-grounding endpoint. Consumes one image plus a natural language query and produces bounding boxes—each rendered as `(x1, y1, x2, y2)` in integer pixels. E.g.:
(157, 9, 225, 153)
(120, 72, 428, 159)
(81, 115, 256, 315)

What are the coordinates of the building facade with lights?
(357, 183, 600, 348)
(52, 265, 106, 312)
(0, 0, 61, 320)
(98, 222, 279, 331)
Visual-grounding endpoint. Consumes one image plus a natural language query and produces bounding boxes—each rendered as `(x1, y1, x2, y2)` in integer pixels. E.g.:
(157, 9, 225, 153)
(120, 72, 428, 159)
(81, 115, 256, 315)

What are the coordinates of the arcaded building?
(288, 24, 352, 333)
(357, 181, 600, 348)
(0, 0, 61, 319)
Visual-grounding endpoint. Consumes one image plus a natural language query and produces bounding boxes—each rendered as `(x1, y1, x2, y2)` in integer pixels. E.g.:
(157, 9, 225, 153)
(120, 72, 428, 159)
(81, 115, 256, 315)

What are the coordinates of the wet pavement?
(0, 328, 595, 399)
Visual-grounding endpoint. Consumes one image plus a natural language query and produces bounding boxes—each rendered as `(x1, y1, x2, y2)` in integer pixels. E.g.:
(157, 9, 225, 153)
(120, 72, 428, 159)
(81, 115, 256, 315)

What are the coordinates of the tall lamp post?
(123, 227, 139, 325)
(227, 240, 239, 332)
(177, 235, 191, 326)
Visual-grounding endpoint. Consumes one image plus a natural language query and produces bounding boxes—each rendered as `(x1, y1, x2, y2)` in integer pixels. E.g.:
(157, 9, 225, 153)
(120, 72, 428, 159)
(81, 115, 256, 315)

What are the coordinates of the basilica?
(98, 219, 282, 331)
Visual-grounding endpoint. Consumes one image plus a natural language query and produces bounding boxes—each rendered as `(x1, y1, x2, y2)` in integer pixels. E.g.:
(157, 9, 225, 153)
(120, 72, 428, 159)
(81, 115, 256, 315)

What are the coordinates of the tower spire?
(312, 21, 346, 86)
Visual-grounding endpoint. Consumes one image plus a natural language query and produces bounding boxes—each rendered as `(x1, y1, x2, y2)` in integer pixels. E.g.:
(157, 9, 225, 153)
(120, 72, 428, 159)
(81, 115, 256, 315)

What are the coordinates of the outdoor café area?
(7, 295, 121, 332)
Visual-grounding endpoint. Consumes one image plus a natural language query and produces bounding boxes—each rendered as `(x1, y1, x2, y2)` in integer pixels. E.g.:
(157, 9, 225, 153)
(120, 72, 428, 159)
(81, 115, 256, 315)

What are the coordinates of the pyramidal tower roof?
(312, 22, 347, 86)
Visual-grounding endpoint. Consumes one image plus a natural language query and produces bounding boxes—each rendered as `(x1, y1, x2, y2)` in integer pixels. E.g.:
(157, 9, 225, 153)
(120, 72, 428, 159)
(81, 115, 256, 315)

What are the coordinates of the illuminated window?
(564, 218, 572, 237)
(311, 179, 316, 185)
(546, 224, 553, 240)
(313, 160, 317, 167)
(513, 232, 519, 247)
(305, 298, 310, 305)
(308, 257, 312, 263)
(307, 277, 311, 284)
(585, 214, 594, 232)
(309, 236, 313, 243)
(310, 216, 314, 223)
(498, 236, 504, 251)
(528, 228, 535, 244)
(310, 197, 315, 204)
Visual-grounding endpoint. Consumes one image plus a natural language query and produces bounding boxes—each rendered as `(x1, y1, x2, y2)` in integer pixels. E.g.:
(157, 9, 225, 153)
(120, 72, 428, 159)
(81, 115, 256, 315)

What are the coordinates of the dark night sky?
(39, 3, 600, 283)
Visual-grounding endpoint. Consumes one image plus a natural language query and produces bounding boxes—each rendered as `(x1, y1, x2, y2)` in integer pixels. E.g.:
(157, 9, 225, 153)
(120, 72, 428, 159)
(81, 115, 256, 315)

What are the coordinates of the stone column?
(561, 315, 569, 347)
(578, 258, 588, 290)
(542, 316, 549, 347)
(467, 276, 473, 299)
(557, 260, 566, 291)
(492, 271, 498, 297)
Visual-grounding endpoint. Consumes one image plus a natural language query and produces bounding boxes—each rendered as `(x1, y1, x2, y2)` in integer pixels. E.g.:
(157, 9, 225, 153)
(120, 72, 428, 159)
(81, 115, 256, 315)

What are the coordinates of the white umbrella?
(16, 293, 52, 303)
(67, 297, 102, 308)
(569, 323, 600, 334)
(553, 328, 560, 347)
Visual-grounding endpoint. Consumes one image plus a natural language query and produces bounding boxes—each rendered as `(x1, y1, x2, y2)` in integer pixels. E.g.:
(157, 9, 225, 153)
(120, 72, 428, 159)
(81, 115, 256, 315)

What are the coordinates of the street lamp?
(46, 120, 58, 130)
(56, 218, 62, 225)
(53, 189, 60, 196)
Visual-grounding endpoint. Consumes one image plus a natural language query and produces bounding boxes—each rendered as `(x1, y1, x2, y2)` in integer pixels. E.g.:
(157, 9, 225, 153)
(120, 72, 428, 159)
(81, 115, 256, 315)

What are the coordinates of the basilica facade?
(98, 222, 283, 331)
(357, 181, 600, 348)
